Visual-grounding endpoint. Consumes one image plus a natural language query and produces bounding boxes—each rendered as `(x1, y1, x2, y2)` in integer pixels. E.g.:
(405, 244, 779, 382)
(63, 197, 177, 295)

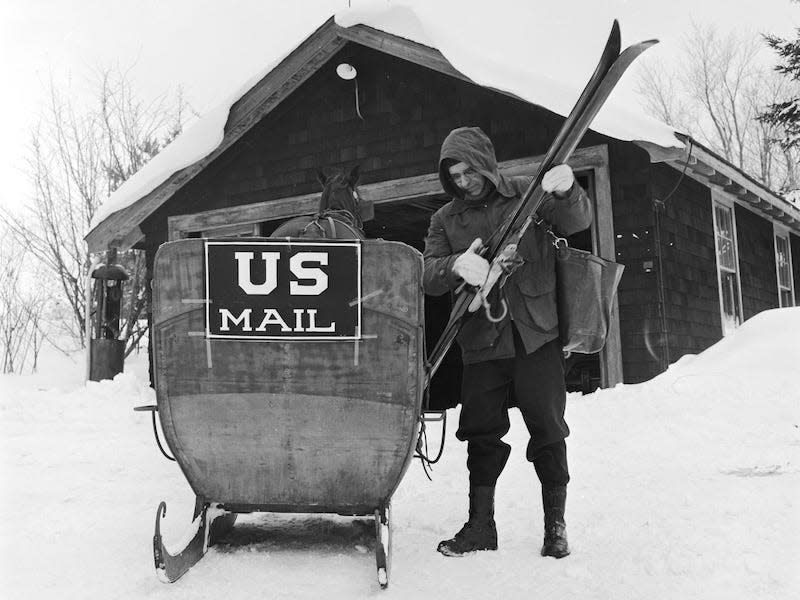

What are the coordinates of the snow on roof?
(90, 101, 227, 229)
(336, 5, 682, 147)
(90, 4, 682, 230)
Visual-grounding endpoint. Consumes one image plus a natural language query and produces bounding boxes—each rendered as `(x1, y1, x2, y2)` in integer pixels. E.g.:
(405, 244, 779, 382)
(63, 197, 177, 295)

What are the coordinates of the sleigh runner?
(147, 236, 424, 587)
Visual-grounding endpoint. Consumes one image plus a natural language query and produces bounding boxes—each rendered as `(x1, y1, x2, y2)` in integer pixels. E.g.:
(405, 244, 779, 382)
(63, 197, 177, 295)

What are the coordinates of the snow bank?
(1, 308, 798, 598)
(90, 3, 682, 232)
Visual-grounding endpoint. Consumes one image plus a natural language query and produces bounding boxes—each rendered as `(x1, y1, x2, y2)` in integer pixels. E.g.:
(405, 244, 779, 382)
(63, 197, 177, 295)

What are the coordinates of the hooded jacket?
(423, 126, 592, 364)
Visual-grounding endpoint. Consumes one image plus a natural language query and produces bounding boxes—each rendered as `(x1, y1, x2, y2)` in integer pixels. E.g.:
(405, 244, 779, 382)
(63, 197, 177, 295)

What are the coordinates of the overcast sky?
(1, 0, 797, 212)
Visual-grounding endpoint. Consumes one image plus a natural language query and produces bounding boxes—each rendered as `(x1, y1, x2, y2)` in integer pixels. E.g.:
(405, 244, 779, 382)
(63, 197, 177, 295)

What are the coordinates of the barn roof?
(85, 9, 800, 252)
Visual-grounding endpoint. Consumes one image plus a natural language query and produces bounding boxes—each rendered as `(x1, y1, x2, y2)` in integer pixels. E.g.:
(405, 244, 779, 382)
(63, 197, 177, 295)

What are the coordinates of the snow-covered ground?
(1, 308, 798, 599)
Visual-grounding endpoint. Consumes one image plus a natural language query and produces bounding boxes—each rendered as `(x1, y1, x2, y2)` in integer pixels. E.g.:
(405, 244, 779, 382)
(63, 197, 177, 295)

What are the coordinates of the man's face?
(448, 161, 486, 198)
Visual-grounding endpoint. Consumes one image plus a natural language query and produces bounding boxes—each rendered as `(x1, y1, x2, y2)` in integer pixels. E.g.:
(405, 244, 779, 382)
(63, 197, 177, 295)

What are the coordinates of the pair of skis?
(424, 21, 658, 383)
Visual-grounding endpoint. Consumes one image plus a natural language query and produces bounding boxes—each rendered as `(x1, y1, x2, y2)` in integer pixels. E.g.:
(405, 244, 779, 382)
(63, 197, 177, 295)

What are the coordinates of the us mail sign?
(204, 240, 361, 340)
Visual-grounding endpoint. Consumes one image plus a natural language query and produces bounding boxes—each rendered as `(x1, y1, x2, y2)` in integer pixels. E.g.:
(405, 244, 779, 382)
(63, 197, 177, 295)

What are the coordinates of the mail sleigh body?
(149, 237, 424, 586)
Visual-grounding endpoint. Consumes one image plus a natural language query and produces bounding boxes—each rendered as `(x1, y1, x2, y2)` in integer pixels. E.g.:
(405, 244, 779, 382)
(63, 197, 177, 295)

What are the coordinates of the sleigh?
(143, 236, 424, 588)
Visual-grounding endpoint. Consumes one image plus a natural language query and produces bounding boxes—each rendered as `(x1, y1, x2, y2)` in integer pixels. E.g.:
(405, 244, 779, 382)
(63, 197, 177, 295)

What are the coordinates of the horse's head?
(317, 165, 362, 221)
(269, 165, 366, 240)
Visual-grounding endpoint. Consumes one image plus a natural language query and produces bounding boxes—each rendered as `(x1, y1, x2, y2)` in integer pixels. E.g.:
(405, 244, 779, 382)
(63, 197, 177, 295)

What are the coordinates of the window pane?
(715, 204, 736, 271)
(202, 223, 259, 237)
(776, 235, 790, 286)
(721, 272, 737, 316)
(715, 206, 732, 239)
(720, 271, 741, 334)
(718, 238, 736, 270)
(781, 289, 793, 308)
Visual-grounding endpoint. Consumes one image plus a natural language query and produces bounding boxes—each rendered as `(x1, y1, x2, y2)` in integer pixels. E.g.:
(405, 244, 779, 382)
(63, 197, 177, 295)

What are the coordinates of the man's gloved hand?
(542, 164, 575, 196)
(453, 238, 490, 286)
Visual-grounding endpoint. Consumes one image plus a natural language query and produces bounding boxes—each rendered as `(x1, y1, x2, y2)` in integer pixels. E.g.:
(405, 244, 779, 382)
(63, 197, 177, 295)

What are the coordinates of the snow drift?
(2, 308, 798, 598)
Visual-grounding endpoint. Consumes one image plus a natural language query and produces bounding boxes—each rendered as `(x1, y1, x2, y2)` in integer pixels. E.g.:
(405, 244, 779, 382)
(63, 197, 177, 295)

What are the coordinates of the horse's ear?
(316, 169, 328, 187)
(347, 164, 360, 186)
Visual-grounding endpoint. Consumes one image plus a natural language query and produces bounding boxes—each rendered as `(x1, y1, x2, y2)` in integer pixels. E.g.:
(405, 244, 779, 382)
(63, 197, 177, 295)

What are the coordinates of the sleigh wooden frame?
(148, 237, 424, 588)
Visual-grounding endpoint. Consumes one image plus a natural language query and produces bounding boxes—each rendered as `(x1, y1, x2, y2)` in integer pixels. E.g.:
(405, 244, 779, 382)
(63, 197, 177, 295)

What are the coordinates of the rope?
(651, 138, 694, 370)
(659, 138, 695, 206)
(150, 410, 176, 461)
(415, 331, 449, 479)
(322, 207, 363, 230)
(414, 409, 447, 481)
(301, 209, 364, 239)
(354, 79, 364, 121)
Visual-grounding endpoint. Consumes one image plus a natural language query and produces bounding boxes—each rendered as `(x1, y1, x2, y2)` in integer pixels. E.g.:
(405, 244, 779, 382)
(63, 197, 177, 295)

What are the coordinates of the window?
(774, 226, 795, 307)
(200, 222, 261, 238)
(712, 196, 743, 335)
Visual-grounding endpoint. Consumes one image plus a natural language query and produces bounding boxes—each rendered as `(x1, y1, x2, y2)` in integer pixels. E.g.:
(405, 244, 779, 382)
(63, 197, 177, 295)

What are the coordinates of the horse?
(270, 165, 366, 240)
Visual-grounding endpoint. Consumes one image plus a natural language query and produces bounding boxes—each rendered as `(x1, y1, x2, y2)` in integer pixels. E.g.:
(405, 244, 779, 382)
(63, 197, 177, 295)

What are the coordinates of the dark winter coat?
(423, 127, 592, 364)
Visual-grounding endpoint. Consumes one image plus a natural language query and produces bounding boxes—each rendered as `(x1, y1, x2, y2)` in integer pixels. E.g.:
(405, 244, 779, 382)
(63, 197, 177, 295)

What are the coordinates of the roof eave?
(86, 17, 348, 253)
(635, 135, 800, 232)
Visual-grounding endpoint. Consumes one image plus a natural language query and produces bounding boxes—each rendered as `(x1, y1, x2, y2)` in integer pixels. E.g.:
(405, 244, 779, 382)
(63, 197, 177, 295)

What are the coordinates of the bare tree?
(0, 231, 49, 373)
(1, 67, 189, 353)
(636, 23, 800, 192)
(636, 56, 694, 131)
(98, 66, 185, 193)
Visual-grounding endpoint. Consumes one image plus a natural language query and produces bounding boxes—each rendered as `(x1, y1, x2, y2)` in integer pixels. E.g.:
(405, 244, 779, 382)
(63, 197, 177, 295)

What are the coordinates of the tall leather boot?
(541, 485, 570, 558)
(437, 485, 498, 556)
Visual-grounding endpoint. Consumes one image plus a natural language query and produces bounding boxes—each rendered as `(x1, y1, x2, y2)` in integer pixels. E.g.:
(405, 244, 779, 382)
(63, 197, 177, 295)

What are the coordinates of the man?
(423, 126, 592, 558)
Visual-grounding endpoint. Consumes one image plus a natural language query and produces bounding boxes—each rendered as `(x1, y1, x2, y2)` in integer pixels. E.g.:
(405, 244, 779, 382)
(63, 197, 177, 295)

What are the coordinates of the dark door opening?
(563, 173, 601, 394)
(364, 197, 463, 411)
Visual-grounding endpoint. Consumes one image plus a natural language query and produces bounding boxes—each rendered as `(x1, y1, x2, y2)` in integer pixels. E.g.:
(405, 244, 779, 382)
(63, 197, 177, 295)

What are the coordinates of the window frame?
(773, 223, 796, 307)
(711, 190, 744, 336)
(199, 222, 260, 238)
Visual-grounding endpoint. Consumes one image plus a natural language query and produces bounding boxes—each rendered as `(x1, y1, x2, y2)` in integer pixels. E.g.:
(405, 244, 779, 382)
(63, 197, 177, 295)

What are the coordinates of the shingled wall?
(609, 154, 787, 383)
(736, 204, 780, 318)
(604, 143, 662, 382)
(650, 163, 722, 364)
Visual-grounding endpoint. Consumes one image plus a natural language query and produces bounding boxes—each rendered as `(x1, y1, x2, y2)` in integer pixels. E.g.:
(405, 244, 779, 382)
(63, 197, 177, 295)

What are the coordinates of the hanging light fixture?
(336, 63, 363, 120)
(336, 63, 357, 80)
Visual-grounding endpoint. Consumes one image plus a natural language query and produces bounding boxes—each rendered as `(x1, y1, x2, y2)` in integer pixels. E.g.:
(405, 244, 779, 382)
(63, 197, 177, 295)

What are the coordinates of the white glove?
(542, 164, 575, 195)
(453, 238, 489, 286)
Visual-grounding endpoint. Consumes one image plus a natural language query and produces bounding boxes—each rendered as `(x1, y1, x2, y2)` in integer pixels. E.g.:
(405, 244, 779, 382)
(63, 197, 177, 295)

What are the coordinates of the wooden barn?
(85, 15, 800, 394)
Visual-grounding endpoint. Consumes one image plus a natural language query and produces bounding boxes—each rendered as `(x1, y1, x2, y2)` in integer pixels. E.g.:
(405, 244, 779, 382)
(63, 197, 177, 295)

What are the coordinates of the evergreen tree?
(759, 4, 800, 149)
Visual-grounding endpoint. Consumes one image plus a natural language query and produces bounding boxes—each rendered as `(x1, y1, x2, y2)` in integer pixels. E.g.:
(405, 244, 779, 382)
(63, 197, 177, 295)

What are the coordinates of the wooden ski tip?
(608, 20, 621, 51)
